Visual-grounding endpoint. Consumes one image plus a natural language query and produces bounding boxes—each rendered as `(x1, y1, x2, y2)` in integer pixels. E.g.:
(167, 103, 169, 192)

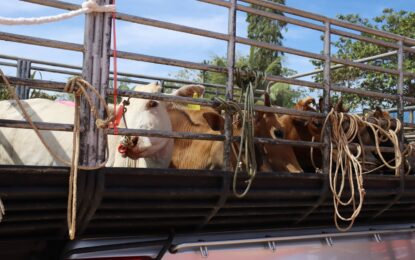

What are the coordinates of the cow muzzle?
(118, 136, 140, 159)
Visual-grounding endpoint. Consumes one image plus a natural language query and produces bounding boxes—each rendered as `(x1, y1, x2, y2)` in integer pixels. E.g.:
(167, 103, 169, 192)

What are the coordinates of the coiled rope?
(0, 0, 115, 26)
(215, 82, 257, 198)
(321, 108, 406, 231)
(215, 68, 268, 198)
(0, 71, 113, 240)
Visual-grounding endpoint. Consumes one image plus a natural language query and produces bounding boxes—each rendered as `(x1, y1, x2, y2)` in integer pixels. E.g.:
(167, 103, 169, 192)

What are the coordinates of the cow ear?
(295, 97, 315, 111)
(318, 97, 324, 112)
(334, 98, 349, 113)
(203, 112, 224, 131)
(172, 84, 205, 98)
(374, 106, 383, 118)
(264, 92, 271, 107)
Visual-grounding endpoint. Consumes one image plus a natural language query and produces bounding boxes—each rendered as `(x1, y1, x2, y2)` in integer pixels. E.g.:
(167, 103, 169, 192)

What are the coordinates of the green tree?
(108, 78, 133, 104)
(246, 0, 287, 76)
(269, 82, 303, 107)
(312, 9, 415, 110)
(0, 83, 10, 100)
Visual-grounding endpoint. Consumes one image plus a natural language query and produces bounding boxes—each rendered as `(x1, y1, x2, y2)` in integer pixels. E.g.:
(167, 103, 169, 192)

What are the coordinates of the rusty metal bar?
(0, 31, 83, 52)
(0, 61, 17, 68)
(4, 74, 414, 114)
(290, 47, 415, 79)
(236, 36, 325, 61)
(370, 40, 407, 221)
(322, 21, 331, 177)
(1, 119, 399, 152)
(15, 60, 31, 99)
(330, 56, 401, 76)
(397, 41, 406, 176)
(224, 0, 237, 171)
(0, 53, 81, 70)
(116, 13, 229, 41)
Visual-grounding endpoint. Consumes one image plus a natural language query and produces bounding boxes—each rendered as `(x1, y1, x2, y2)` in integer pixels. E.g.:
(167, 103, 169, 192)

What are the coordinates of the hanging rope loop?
(322, 108, 408, 232)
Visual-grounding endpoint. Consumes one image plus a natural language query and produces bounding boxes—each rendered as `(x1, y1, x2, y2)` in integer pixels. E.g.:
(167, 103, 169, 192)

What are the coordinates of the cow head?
(120, 83, 205, 167)
(292, 97, 323, 140)
(255, 93, 303, 173)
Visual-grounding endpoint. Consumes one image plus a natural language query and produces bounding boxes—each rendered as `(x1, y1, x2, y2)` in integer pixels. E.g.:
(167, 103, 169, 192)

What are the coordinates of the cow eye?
(146, 100, 159, 109)
(274, 129, 284, 138)
(313, 119, 323, 128)
(270, 127, 284, 139)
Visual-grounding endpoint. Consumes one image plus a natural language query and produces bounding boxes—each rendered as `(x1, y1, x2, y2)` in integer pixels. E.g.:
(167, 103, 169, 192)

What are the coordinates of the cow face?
(119, 82, 172, 162)
(254, 93, 303, 173)
(120, 83, 205, 166)
(292, 97, 323, 140)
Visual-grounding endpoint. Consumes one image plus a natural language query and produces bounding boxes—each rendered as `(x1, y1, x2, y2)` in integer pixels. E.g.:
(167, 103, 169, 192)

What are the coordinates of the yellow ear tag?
(187, 92, 201, 110)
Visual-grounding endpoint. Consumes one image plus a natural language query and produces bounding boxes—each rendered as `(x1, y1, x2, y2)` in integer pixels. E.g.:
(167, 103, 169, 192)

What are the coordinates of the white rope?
(0, 0, 115, 26)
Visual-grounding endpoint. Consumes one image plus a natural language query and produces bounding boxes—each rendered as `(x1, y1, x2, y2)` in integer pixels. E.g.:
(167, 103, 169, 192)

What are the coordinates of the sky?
(0, 0, 413, 87)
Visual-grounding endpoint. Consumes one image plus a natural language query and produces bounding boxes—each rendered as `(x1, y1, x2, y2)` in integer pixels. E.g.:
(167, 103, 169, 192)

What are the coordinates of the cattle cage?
(1, 0, 415, 257)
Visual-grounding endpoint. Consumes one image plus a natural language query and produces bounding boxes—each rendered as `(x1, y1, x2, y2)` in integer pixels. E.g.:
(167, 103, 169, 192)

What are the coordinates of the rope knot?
(64, 76, 83, 96)
(82, 0, 116, 13)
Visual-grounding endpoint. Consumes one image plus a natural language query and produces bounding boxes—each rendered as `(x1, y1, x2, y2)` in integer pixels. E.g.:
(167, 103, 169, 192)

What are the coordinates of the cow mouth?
(118, 136, 141, 159)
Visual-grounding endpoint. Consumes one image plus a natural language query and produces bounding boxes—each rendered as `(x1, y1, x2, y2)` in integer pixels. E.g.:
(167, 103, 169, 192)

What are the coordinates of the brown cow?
(277, 97, 324, 173)
(168, 105, 225, 169)
(167, 91, 303, 173)
(255, 94, 304, 173)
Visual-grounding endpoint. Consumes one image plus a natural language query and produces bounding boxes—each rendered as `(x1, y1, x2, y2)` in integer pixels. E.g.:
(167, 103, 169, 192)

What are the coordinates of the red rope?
(111, 0, 118, 135)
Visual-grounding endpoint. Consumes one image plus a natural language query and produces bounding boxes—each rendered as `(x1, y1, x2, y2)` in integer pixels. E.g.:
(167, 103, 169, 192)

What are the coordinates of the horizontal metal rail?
(290, 48, 414, 79)
(202, 0, 415, 53)
(0, 76, 326, 117)
(0, 119, 399, 152)
(172, 227, 415, 252)
(0, 31, 83, 52)
(239, 0, 415, 46)
(12, 1, 415, 79)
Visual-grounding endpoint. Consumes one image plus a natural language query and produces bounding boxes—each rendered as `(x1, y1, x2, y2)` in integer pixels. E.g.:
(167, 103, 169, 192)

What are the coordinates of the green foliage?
(312, 9, 415, 110)
(246, 0, 286, 75)
(108, 78, 133, 104)
(29, 70, 59, 100)
(0, 83, 10, 100)
(30, 90, 58, 100)
(269, 82, 304, 107)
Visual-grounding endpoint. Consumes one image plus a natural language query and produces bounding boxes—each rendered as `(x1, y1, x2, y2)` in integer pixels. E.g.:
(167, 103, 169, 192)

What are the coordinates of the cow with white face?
(0, 82, 201, 168)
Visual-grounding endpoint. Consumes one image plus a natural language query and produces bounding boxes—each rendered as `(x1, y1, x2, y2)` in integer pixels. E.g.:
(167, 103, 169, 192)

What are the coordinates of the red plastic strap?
(112, 0, 118, 135)
(108, 104, 124, 129)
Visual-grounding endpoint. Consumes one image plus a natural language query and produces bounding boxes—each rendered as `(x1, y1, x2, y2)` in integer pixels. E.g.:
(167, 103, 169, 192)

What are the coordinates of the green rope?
(216, 67, 269, 198)
(232, 82, 257, 198)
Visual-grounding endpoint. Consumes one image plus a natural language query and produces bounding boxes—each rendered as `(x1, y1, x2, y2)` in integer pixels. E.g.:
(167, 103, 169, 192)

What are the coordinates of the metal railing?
(0, 0, 414, 171)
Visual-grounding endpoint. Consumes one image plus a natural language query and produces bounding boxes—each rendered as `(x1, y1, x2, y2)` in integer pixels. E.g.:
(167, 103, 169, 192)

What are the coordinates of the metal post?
(80, 0, 112, 166)
(322, 20, 331, 175)
(397, 40, 405, 176)
(16, 59, 31, 99)
(224, 0, 237, 171)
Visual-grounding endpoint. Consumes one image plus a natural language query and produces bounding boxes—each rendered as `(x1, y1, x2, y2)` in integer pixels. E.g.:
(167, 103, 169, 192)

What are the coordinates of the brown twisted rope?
(0, 71, 113, 239)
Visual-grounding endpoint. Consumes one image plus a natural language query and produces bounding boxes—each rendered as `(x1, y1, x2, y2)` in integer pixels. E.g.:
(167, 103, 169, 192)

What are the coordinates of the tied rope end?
(82, 0, 116, 13)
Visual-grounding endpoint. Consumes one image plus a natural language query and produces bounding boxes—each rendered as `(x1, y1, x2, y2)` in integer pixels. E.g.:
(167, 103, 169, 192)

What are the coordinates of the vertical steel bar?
(397, 40, 405, 176)
(322, 20, 331, 176)
(224, 0, 237, 171)
(16, 59, 31, 99)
